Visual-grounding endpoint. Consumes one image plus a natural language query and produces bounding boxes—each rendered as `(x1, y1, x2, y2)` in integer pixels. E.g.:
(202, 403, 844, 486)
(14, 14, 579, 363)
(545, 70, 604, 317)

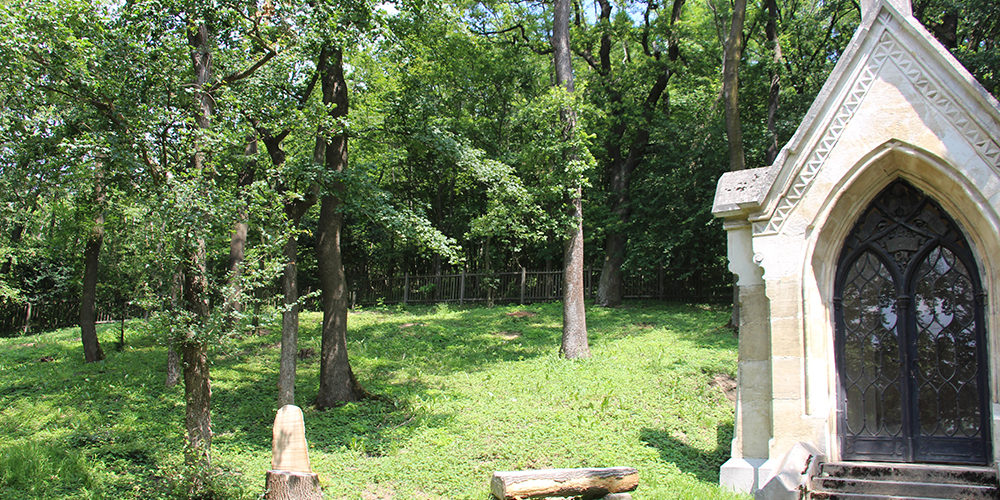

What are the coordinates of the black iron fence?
(351, 268, 727, 306)
(0, 300, 143, 337)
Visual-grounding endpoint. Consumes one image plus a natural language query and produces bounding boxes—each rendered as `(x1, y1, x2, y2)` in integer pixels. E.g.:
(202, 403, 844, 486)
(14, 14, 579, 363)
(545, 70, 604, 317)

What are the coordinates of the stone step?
(809, 491, 955, 500)
(812, 476, 998, 499)
(808, 462, 999, 500)
(819, 461, 997, 486)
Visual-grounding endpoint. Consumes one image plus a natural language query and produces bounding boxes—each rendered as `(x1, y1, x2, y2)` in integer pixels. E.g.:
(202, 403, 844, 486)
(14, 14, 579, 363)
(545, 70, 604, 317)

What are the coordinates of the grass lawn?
(0, 301, 747, 499)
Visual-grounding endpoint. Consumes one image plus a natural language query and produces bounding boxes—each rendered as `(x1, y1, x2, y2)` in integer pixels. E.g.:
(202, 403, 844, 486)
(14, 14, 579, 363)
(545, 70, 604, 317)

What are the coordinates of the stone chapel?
(713, 0, 1000, 497)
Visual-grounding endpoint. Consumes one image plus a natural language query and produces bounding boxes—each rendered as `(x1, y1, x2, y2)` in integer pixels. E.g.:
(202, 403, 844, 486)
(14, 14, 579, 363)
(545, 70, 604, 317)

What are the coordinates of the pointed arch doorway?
(834, 179, 991, 464)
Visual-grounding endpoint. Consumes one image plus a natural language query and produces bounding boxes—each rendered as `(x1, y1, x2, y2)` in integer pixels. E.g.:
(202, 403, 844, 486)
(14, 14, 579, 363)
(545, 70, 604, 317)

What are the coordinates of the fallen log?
(490, 467, 638, 499)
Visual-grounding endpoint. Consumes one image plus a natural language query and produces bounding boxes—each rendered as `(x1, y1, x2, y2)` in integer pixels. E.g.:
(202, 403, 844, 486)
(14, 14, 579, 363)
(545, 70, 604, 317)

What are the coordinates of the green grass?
(0, 301, 746, 499)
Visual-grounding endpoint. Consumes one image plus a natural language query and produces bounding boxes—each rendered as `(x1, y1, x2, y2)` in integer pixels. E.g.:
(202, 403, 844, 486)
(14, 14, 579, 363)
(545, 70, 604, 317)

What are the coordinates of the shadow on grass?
(640, 423, 733, 483)
(0, 301, 738, 497)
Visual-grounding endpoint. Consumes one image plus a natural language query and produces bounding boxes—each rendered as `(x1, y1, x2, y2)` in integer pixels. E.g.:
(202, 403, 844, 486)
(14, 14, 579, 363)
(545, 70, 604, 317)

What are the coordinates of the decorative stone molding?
(754, 16, 1000, 236)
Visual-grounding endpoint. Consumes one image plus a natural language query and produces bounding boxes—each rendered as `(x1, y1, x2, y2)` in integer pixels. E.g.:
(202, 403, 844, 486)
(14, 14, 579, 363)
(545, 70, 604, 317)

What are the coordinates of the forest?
(1, 0, 998, 495)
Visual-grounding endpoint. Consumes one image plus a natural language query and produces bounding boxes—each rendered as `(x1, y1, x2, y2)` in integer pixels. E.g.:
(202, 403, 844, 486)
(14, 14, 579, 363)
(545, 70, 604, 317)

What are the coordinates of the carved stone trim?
(753, 14, 1000, 236)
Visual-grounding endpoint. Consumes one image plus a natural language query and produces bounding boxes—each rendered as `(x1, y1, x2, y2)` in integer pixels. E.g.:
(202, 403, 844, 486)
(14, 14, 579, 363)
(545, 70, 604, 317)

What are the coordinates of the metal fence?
(0, 300, 142, 337)
(351, 268, 726, 306)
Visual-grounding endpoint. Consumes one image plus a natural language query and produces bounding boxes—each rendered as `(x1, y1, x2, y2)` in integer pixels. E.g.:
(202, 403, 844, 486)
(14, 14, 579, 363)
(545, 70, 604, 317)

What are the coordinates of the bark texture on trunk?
(593, 0, 683, 307)
(553, 0, 590, 359)
(80, 172, 105, 363)
(722, 0, 747, 172)
(166, 346, 181, 387)
(225, 136, 257, 316)
(181, 22, 215, 485)
(181, 341, 211, 480)
(315, 46, 365, 408)
(764, 0, 782, 165)
(723, 0, 747, 331)
(1, 224, 23, 275)
(491, 467, 638, 500)
(264, 470, 322, 500)
(278, 231, 301, 407)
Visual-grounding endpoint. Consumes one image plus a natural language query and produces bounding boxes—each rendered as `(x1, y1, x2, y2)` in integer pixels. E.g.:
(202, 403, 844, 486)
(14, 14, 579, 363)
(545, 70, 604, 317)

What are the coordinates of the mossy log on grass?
(264, 470, 322, 500)
(490, 467, 638, 499)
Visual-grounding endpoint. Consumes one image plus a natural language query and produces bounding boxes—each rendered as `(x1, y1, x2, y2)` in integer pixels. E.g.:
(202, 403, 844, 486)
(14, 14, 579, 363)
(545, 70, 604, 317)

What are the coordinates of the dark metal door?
(834, 180, 990, 464)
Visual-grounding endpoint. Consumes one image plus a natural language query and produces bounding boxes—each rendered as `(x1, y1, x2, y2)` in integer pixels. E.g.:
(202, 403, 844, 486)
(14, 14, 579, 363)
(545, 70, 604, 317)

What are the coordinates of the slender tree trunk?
(0, 224, 23, 275)
(225, 136, 257, 317)
(723, 0, 748, 330)
(722, 0, 747, 173)
(764, 0, 782, 165)
(278, 233, 300, 407)
(181, 22, 215, 487)
(553, 0, 590, 359)
(80, 168, 106, 363)
(315, 46, 365, 408)
(166, 269, 183, 387)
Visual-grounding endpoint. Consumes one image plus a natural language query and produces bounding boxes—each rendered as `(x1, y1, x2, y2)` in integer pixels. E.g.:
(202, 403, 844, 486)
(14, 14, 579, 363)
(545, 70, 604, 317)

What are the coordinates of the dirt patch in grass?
(399, 322, 423, 329)
(494, 331, 521, 340)
(361, 483, 396, 499)
(505, 310, 536, 318)
(709, 373, 737, 402)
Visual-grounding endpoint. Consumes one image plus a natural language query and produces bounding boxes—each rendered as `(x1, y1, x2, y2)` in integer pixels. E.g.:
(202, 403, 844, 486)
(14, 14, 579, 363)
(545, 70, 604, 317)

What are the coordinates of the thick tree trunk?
(593, 0, 682, 307)
(181, 341, 211, 483)
(315, 46, 365, 408)
(80, 175, 105, 363)
(553, 0, 590, 359)
(264, 471, 322, 500)
(596, 231, 626, 307)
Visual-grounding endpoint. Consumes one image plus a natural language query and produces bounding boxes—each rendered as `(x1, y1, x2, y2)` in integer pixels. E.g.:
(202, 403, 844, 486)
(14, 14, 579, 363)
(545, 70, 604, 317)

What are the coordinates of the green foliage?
(0, 303, 745, 499)
(0, 441, 100, 499)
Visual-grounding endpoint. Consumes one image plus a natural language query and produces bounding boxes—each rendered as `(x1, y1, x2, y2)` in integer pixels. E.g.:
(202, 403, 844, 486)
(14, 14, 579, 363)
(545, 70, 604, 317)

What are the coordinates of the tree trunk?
(264, 471, 322, 500)
(596, 231, 626, 307)
(593, 0, 682, 307)
(722, 0, 747, 172)
(181, 340, 211, 484)
(0, 224, 23, 275)
(225, 136, 257, 316)
(764, 0, 782, 165)
(181, 22, 215, 487)
(315, 46, 365, 408)
(278, 232, 300, 407)
(166, 269, 183, 387)
(723, 0, 747, 330)
(553, 0, 590, 359)
(491, 467, 638, 500)
(80, 172, 105, 363)
(166, 346, 181, 387)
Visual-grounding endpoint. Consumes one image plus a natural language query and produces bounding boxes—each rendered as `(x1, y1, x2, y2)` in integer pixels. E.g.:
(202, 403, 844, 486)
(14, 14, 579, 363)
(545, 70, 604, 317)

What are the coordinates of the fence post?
(459, 269, 466, 305)
(657, 268, 665, 299)
(520, 267, 526, 304)
(403, 273, 410, 305)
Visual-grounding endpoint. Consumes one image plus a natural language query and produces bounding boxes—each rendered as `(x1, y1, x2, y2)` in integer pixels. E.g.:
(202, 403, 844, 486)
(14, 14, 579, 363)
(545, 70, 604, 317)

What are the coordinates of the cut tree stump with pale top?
(490, 467, 638, 499)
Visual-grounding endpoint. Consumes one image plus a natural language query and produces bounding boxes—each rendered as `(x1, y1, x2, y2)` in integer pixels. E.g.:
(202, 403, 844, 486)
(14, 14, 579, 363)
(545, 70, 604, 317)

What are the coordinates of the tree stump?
(491, 467, 638, 499)
(264, 470, 322, 500)
(264, 405, 322, 499)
